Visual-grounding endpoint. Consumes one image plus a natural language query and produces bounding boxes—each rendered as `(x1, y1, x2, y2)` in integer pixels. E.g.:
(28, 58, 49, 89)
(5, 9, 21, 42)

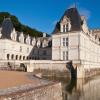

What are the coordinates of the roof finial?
(75, 0, 77, 8)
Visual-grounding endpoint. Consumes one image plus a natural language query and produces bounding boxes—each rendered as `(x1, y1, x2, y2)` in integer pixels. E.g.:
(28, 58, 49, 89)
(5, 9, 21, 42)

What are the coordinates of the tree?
(0, 12, 43, 37)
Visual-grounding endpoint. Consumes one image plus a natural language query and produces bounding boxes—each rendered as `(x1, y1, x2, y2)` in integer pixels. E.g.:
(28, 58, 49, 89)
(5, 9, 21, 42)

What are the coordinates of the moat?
(42, 74, 100, 100)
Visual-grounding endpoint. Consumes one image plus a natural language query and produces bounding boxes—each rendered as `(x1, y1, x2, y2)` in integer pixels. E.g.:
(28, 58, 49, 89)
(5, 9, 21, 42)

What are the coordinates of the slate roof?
(52, 7, 82, 34)
(1, 18, 13, 39)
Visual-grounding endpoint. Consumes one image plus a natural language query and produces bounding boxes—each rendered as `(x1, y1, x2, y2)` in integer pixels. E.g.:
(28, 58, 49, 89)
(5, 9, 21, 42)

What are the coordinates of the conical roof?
(52, 7, 82, 34)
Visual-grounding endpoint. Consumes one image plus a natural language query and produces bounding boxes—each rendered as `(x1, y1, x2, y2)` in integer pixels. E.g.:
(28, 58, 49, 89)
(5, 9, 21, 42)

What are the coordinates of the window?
(27, 56, 29, 60)
(66, 24, 68, 32)
(63, 38, 65, 46)
(63, 38, 68, 47)
(11, 54, 14, 60)
(7, 54, 9, 60)
(23, 56, 25, 60)
(63, 51, 68, 61)
(19, 56, 22, 60)
(63, 24, 68, 32)
(66, 51, 68, 60)
(63, 51, 65, 60)
(16, 55, 18, 60)
(66, 38, 68, 46)
(63, 25, 66, 32)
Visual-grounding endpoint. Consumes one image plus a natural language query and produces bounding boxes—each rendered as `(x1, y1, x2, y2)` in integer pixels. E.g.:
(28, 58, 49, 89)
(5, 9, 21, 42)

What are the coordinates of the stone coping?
(0, 81, 61, 98)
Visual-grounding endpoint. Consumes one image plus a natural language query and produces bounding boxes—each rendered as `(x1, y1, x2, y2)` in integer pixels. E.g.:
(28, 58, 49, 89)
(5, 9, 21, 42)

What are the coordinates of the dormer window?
(11, 28, 17, 41)
(60, 16, 71, 33)
(63, 24, 69, 32)
(19, 32, 24, 43)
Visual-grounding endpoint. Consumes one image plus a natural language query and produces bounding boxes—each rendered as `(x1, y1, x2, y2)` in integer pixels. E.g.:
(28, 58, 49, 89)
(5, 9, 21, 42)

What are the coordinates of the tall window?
(66, 38, 68, 46)
(19, 56, 22, 60)
(66, 51, 68, 60)
(23, 56, 25, 60)
(63, 38, 65, 46)
(7, 54, 10, 60)
(63, 24, 68, 32)
(66, 24, 68, 32)
(63, 51, 65, 60)
(11, 54, 14, 60)
(16, 55, 18, 60)
(63, 51, 68, 61)
(63, 38, 68, 47)
(63, 25, 66, 32)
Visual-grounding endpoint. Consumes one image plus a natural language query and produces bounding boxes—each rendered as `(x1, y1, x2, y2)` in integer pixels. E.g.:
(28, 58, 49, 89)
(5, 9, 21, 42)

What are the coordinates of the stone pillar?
(27, 63, 34, 72)
(77, 65, 85, 78)
(76, 78, 85, 91)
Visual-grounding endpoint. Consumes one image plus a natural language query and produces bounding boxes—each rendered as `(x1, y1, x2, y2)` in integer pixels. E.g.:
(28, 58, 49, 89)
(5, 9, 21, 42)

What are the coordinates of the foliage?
(0, 12, 43, 37)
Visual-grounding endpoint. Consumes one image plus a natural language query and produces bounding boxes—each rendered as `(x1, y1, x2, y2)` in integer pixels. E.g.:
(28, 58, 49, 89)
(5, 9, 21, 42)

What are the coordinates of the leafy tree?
(0, 12, 43, 37)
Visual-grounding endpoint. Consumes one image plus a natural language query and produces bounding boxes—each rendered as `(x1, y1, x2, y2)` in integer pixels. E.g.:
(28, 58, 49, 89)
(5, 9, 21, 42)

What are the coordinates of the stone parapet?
(0, 82, 62, 100)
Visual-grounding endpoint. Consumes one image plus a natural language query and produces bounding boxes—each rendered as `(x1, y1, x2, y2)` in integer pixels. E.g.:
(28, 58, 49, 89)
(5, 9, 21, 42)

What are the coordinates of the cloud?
(79, 8, 91, 20)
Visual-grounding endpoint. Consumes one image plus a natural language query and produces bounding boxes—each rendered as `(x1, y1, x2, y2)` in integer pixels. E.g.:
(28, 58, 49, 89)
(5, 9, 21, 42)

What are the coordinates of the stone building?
(52, 7, 100, 78)
(0, 6, 100, 78)
(0, 18, 52, 60)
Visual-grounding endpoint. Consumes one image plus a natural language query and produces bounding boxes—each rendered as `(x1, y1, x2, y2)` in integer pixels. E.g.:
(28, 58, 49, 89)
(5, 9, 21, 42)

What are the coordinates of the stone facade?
(0, 7, 100, 78)
(52, 7, 100, 78)
(0, 18, 52, 60)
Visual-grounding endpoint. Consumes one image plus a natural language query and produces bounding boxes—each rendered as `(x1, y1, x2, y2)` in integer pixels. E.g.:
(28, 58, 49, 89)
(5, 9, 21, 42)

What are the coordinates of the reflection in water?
(65, 79, 77, 94)
(63, 79, 77, 100)
(42, 75, 100, 100)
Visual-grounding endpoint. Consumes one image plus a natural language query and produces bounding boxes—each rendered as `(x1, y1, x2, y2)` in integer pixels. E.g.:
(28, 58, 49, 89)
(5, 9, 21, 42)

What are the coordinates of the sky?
(0, 0, 100, 34)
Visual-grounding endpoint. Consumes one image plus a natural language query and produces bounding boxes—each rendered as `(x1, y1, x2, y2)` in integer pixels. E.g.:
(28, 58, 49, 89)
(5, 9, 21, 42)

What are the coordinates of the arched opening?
(11, 54, 14, 60)
(29, 57, 31, 60)
(16, 55, 18, 60)
(7, 54, 10, 60)
(19, 55, 22, 60)
(23, 56, 25, 60)
(27, 56, 29, 60)
(20, 63, 27, 72)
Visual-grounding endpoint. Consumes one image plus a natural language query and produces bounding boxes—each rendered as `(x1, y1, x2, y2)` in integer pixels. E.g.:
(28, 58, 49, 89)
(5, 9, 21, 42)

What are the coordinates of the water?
(42, 75, 100, 100)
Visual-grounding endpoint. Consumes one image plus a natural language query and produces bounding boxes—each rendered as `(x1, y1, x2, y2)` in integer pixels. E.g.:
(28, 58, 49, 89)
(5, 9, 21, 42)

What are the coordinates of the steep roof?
(1, 18, 13, 39)
(52, 7, 82, 34)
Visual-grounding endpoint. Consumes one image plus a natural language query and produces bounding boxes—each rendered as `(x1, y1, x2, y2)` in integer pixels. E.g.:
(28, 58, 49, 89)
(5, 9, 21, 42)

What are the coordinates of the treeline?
(0, 12, 43, 37)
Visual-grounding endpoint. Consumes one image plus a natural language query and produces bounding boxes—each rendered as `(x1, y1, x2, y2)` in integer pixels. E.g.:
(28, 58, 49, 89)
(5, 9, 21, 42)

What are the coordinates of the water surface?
(42, 75, 100, 100)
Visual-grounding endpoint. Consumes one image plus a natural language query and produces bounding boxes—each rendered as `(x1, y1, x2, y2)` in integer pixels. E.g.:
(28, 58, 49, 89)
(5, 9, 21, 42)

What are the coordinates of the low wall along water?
(0, 82, 62, 100)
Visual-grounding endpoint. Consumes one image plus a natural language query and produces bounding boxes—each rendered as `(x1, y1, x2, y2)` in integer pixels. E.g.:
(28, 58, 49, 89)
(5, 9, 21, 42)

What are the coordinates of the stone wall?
(27, 60, 69, 73)
(0, 60, 69, 72)
(0, 82, 62, 100)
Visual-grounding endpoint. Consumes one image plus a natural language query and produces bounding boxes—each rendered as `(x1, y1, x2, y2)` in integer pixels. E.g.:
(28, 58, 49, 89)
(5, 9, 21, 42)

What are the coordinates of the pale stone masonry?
(52, 7, 100, 78)
(0, 7, 100, 78)
(0, 18, 52, 60)
(0, 77, 62, 100)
